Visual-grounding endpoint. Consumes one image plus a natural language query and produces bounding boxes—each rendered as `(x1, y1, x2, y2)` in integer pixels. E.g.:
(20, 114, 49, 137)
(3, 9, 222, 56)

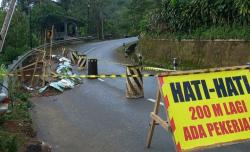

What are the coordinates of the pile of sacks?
(39, 56, 81, 94)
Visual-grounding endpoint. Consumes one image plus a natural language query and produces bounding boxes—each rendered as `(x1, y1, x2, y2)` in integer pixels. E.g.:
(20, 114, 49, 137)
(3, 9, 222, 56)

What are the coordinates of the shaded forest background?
(0, 0, 249, 65)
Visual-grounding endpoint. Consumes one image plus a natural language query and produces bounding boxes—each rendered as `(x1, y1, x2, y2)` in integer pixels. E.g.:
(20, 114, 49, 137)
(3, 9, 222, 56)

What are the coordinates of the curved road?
(32, 38, 250, 152)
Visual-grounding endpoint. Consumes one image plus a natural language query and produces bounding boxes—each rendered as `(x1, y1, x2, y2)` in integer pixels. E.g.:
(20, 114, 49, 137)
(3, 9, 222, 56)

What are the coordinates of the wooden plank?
(42, 61, 46, 86)
(41, 51, 46, 87)
(16, 62, 38, 71)
(156, 77, 181, 152)
(146, 89, 162, 148)
(43, 29, 47, 52)
(31, 57, 39, 87)
(16, 67, 43, 72)
(62, 47, 66, 57)
(146, 77, 179, 151)
(18, 63, 24, 82)
(150, 113, 169, 131)
(48, 25, 54, 83)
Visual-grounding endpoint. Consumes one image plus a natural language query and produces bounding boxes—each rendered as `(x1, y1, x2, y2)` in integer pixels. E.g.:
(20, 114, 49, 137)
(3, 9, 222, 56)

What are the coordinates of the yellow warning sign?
(159, 68, 250, 151)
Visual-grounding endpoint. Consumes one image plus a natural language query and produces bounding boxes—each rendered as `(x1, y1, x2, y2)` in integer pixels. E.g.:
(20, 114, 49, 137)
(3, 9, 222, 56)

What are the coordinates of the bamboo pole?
(42, 29, 48, 87)
(31, 57, 39, 87)
(42, 51, 47, 87)
(44, 29, 47, 52)
(48, 25, 54, 83)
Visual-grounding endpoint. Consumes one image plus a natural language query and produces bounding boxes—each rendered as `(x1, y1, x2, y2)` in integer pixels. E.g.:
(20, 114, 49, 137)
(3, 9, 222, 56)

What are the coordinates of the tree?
(1, 8, 29, 64)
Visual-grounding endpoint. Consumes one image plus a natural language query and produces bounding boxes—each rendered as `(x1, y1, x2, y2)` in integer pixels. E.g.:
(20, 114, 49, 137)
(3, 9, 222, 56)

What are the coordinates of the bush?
(0, 132, 18, 152)
(0, 9, 29, 65)
(149, 25, 250, 40)
(2, 91, 32, 122)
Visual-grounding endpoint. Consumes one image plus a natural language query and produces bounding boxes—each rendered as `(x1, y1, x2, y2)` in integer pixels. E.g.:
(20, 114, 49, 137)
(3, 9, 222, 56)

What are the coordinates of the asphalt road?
(31, 38, 250, 152)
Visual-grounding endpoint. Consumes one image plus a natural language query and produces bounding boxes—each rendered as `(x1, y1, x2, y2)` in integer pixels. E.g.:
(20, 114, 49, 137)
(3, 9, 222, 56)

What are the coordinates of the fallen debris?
(38, 55, 82, 95)
(0, 93, 10, 115)
(24, 86, 35, 91)
(26, 140, 52, 152)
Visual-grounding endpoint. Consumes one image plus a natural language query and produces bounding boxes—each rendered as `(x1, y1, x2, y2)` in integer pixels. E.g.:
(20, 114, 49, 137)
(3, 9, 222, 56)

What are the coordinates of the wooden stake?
(62, 47, 66, 57)
(146, 90, 161, 148)
(15, 62, 40, 71)
(16, 66, 43, 73)
(146, 89, 170, 148)
(48, 25, 54, 83)
(19, 63, 25, 82)
(42, 52, 46, 87)
(42, 61, 47, 87)
(44, 29, 47, 52)
(42, 28, 47, 87)
(49, 25, 54, 66)
(31, 57, 39, 87)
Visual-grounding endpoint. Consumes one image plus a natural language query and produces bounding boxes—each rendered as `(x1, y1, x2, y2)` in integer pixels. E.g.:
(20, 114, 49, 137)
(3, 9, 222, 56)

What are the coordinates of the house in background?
(43, 14, 83, 40)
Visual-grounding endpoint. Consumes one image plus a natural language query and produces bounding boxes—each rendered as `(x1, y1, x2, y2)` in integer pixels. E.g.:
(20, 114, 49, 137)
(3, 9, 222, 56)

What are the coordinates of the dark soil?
(2, 120, 36, 138)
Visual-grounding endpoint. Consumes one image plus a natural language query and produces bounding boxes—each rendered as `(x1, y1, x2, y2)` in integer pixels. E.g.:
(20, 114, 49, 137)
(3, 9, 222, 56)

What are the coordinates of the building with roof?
(43, 14, 83, 40)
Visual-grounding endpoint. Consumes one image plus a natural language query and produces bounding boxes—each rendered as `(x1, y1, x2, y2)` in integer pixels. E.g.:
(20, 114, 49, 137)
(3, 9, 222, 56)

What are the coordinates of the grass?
(0, 65, 7, 80)
(0, 131, 19, 152)
(1, 93, 31, 122)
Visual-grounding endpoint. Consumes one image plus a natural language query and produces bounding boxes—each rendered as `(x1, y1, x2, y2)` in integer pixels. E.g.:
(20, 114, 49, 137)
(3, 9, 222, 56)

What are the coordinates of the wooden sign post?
(147, 66, 250, 152)
(146, 89, 170, 148)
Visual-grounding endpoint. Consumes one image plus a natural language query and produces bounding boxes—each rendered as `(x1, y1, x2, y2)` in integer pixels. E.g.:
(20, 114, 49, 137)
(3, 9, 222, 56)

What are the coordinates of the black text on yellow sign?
(170, 75, 250, 102)
(159, 69, 250, 151)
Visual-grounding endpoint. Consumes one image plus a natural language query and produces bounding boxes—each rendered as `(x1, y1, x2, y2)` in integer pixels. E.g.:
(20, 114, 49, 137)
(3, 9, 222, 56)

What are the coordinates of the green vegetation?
(125, 0, 250, 39)
(52, 0, 249, 40)
(177, 25, 250, 40)
(119, 0, 250, 70)
(0, 0, 69, 65)
(0, 91, 32, 152)
(58, 0, 131, 38)
(0, 65, 7, 80)
(2, 93, 31, 122)
(0, 0, 248, 66)
(0, 0, 131, 65)
(1, 9, 29, 65)
(0, 132, 18, 152)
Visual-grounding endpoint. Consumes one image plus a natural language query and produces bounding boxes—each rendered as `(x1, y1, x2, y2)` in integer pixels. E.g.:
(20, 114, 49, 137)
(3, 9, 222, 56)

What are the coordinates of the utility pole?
(173, 58, 177, 71)
(0, 0, 17, 53)
(101, 11, 104, 40)
(87, 2, 90, 35)
(29, 4, 33, 49)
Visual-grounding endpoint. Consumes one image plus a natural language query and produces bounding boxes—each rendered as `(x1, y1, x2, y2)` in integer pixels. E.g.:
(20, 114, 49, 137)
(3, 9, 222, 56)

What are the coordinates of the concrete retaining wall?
(138, 38, 250, 69)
